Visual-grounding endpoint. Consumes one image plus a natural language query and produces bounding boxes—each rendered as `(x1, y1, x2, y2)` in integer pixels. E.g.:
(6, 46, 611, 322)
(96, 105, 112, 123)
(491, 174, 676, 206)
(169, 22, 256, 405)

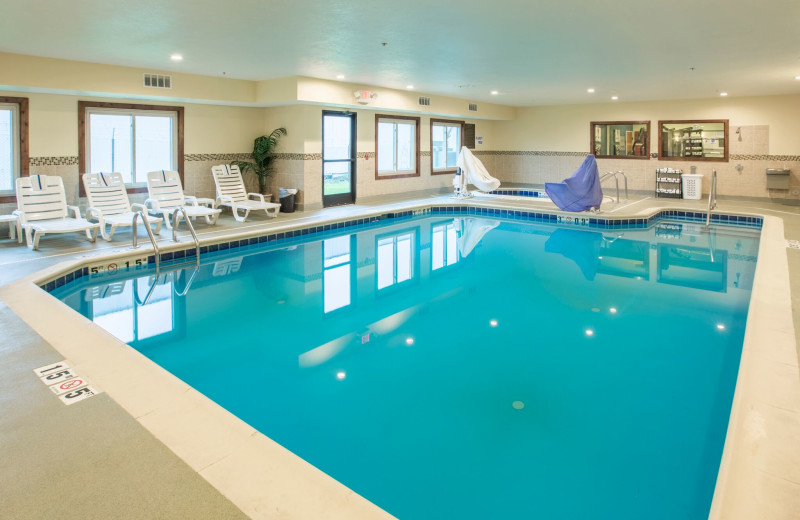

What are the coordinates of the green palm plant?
(232, 127, 287, 195)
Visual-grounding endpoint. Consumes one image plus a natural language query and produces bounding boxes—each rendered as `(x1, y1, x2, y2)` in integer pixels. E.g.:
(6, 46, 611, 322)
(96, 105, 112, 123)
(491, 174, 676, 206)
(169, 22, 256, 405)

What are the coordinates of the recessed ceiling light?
(406, 85, 414, 89)
(336, 371, 346, 380)
(170, 54, 183, 61)
(611, 96, 619, 101)
(336, 74, 345, 80)
(720, 92, 728, 96)
(405, 337, 415, 345)
(587, 88, 595, 93)
(490, 90, 499, 95)
(795, 75, 800, 80)
(585, 329, 594, 337)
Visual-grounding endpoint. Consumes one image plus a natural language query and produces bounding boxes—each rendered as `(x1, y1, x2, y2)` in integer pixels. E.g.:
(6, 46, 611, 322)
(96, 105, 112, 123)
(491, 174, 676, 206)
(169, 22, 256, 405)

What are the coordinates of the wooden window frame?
(78, 101, 184, 197)
(0, 96, 29, 204)
(657, 119, 729, 162)
(374, 114, 420, 180)
(430, 118, 464, 175)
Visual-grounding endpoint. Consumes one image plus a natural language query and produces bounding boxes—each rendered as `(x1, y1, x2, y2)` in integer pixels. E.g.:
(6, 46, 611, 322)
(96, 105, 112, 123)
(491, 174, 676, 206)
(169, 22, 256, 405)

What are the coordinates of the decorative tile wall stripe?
(185, 153, 253, 162)
(420, 151, 432, 157)
(730, 154, 800, 161)
(472, 151, 589, 157)
(30, 156, 79, 166)
(40, 206, 762, 293)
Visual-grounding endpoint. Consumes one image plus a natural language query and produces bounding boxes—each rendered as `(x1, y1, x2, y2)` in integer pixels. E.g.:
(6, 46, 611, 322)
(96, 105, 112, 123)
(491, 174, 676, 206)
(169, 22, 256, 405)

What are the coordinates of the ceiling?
(2, 0, 799, 106)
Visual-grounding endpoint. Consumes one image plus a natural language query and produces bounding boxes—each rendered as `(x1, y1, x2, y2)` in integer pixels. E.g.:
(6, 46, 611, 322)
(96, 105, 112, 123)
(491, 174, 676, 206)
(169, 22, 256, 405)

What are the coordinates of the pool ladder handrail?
(130, 208, 201, 305)
(131, 210, 161, 272)
(171, 207, 201, 269)
(599, 170, 628, 203)
(705, 169, 717, 228)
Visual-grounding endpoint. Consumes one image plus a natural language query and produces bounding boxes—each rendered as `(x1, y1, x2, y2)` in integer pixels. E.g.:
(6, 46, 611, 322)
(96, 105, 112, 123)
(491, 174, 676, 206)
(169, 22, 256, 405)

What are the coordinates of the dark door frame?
(322, 110, 357, 207)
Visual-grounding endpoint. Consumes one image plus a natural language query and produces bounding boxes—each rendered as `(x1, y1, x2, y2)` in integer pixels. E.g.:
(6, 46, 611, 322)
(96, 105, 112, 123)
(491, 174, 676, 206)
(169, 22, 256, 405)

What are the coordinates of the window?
(431, 119, 463, 174)
(431, 221, 459, 270)
(377, 232, 415, 290)
(79, 101, 184, 194)
(375, 114, 420, 179)
(0, 96, 28, 199)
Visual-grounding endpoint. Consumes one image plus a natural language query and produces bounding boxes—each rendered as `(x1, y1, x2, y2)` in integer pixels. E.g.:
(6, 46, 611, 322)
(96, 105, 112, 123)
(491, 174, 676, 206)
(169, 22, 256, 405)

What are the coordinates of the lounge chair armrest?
(130, 203, 147, 213)
(247, 193, 265, 203)
(185, 196, 199, 207)
(85, 207, 105, 226)
(144, 198, 161, 211)
(12, 209, 27, 226)
(217, 195, 234, 203)
(68, 206, 82, 219)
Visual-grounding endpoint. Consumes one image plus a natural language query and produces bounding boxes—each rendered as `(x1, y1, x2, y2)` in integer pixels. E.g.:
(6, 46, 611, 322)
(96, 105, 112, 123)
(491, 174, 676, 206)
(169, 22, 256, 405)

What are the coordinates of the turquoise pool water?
(54, 215, 760, 519)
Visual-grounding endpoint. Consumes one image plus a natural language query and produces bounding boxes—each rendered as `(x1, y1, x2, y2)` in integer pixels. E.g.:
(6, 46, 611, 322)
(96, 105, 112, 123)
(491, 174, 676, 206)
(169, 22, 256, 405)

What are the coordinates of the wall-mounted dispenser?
(766, 168, 790, 190)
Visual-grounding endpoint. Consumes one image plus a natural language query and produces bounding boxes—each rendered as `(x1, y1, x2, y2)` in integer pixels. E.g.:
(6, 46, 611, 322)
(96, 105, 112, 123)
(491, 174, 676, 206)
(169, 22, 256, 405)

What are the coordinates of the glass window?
(85, 106, 178, 185)
(432, 222, 459, 270)
(431, 120, 462, 173)
(0, 101, 21, 193)
(377, 232, 415, 289)
(375, 115, 419, 178)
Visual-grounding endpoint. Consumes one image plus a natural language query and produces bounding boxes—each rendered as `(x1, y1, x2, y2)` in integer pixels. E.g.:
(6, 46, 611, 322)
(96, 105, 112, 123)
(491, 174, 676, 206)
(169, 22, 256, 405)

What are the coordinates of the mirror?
(658, 120, 728, 161)
(590, 121, 650, 159)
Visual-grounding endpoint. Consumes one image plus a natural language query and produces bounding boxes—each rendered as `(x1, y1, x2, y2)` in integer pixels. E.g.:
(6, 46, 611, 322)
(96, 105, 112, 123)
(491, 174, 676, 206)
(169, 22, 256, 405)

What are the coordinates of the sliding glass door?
(322, 111, 356, 207)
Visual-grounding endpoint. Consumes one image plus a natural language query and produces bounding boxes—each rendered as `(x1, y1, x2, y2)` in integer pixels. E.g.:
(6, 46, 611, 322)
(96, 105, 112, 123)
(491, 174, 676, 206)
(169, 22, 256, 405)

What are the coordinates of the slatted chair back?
(82, 172, 131, 216)
(146, 170, 186, 209)
(211, 164, 249, 203)
(15, 175, 69, 221)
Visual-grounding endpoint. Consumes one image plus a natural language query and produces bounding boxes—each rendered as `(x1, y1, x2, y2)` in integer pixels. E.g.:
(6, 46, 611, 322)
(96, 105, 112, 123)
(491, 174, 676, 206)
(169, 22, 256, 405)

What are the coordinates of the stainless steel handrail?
(171, 207, 201, 268)
(131, 211, 160, 272)
(600, 171, 628, 203)
(705, 169, 717, 228)
(130, 208, 202, 306)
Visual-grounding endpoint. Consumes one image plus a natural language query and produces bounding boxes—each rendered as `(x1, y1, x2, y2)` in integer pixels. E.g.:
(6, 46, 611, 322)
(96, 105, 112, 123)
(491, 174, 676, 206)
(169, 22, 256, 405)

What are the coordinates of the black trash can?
(279, 188, 297, 213)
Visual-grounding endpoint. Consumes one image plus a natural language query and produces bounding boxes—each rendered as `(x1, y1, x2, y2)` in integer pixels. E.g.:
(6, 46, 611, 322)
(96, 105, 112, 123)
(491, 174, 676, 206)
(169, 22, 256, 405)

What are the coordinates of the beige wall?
(0, 52, 256, 105)
(495, 94, 800, 154)
(2, 90, 265, 156)
(263, 104, 496, 208)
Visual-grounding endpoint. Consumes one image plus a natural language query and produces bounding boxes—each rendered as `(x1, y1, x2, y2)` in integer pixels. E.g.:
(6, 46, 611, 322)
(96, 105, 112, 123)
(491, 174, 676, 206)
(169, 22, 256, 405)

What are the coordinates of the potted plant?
(232, 127, 287, 196)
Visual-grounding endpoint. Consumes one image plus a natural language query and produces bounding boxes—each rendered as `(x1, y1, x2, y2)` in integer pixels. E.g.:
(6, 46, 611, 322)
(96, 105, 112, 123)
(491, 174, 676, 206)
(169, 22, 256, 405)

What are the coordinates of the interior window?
(375, 114, 419, 178)
(0, 97, 27, 195)
(431, 120, 462, 173)
(87, 109, 176, 184)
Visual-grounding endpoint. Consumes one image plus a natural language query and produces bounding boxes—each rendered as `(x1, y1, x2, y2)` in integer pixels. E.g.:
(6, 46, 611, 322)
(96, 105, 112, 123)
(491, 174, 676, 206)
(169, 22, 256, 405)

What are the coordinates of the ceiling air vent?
(143, 73, 172, 89)
(469, 103, 478, 112)
(418, 96, 431, 107)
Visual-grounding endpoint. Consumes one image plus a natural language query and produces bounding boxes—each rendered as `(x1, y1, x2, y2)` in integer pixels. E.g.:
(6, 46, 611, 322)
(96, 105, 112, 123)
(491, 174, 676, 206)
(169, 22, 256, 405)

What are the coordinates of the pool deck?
(1, 191, 799, 519)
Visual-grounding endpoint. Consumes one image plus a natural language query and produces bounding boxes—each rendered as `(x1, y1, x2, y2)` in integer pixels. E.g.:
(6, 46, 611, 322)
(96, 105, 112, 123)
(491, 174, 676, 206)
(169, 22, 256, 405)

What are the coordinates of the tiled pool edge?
(709, 214, 800, 519)
(1, 203, 793, 520)
(35, 204, 763, 292)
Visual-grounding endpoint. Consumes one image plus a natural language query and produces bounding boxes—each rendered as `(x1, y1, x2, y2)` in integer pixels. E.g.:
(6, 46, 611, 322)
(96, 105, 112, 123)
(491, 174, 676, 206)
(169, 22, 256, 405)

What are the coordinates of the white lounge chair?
(82, 172, 163, 241)
(14, 174, 100, 250)
(211, 164, 280, 222)
(145, 170, 220, 229)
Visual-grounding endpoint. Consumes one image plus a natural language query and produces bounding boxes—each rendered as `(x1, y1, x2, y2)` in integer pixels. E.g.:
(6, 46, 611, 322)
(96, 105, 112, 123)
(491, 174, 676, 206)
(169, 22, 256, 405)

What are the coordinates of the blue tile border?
(39, 204, 763, 293)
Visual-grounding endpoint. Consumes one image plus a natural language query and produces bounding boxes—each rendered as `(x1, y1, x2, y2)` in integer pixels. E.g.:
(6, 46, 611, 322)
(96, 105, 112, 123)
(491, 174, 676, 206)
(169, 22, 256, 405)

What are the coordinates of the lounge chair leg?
(103, 224, 114, 241)
(32, 230, 41, 250)
(153, 220, 163, 234)
(234, 207, 246, 223)
(88, 228, 97, 243)
(24, 227, 34, 249)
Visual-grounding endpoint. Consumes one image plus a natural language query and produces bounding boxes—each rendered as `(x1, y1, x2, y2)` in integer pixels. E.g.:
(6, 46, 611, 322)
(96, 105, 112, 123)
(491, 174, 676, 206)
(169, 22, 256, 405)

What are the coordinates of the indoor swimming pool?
(51, 213, 761, 520)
